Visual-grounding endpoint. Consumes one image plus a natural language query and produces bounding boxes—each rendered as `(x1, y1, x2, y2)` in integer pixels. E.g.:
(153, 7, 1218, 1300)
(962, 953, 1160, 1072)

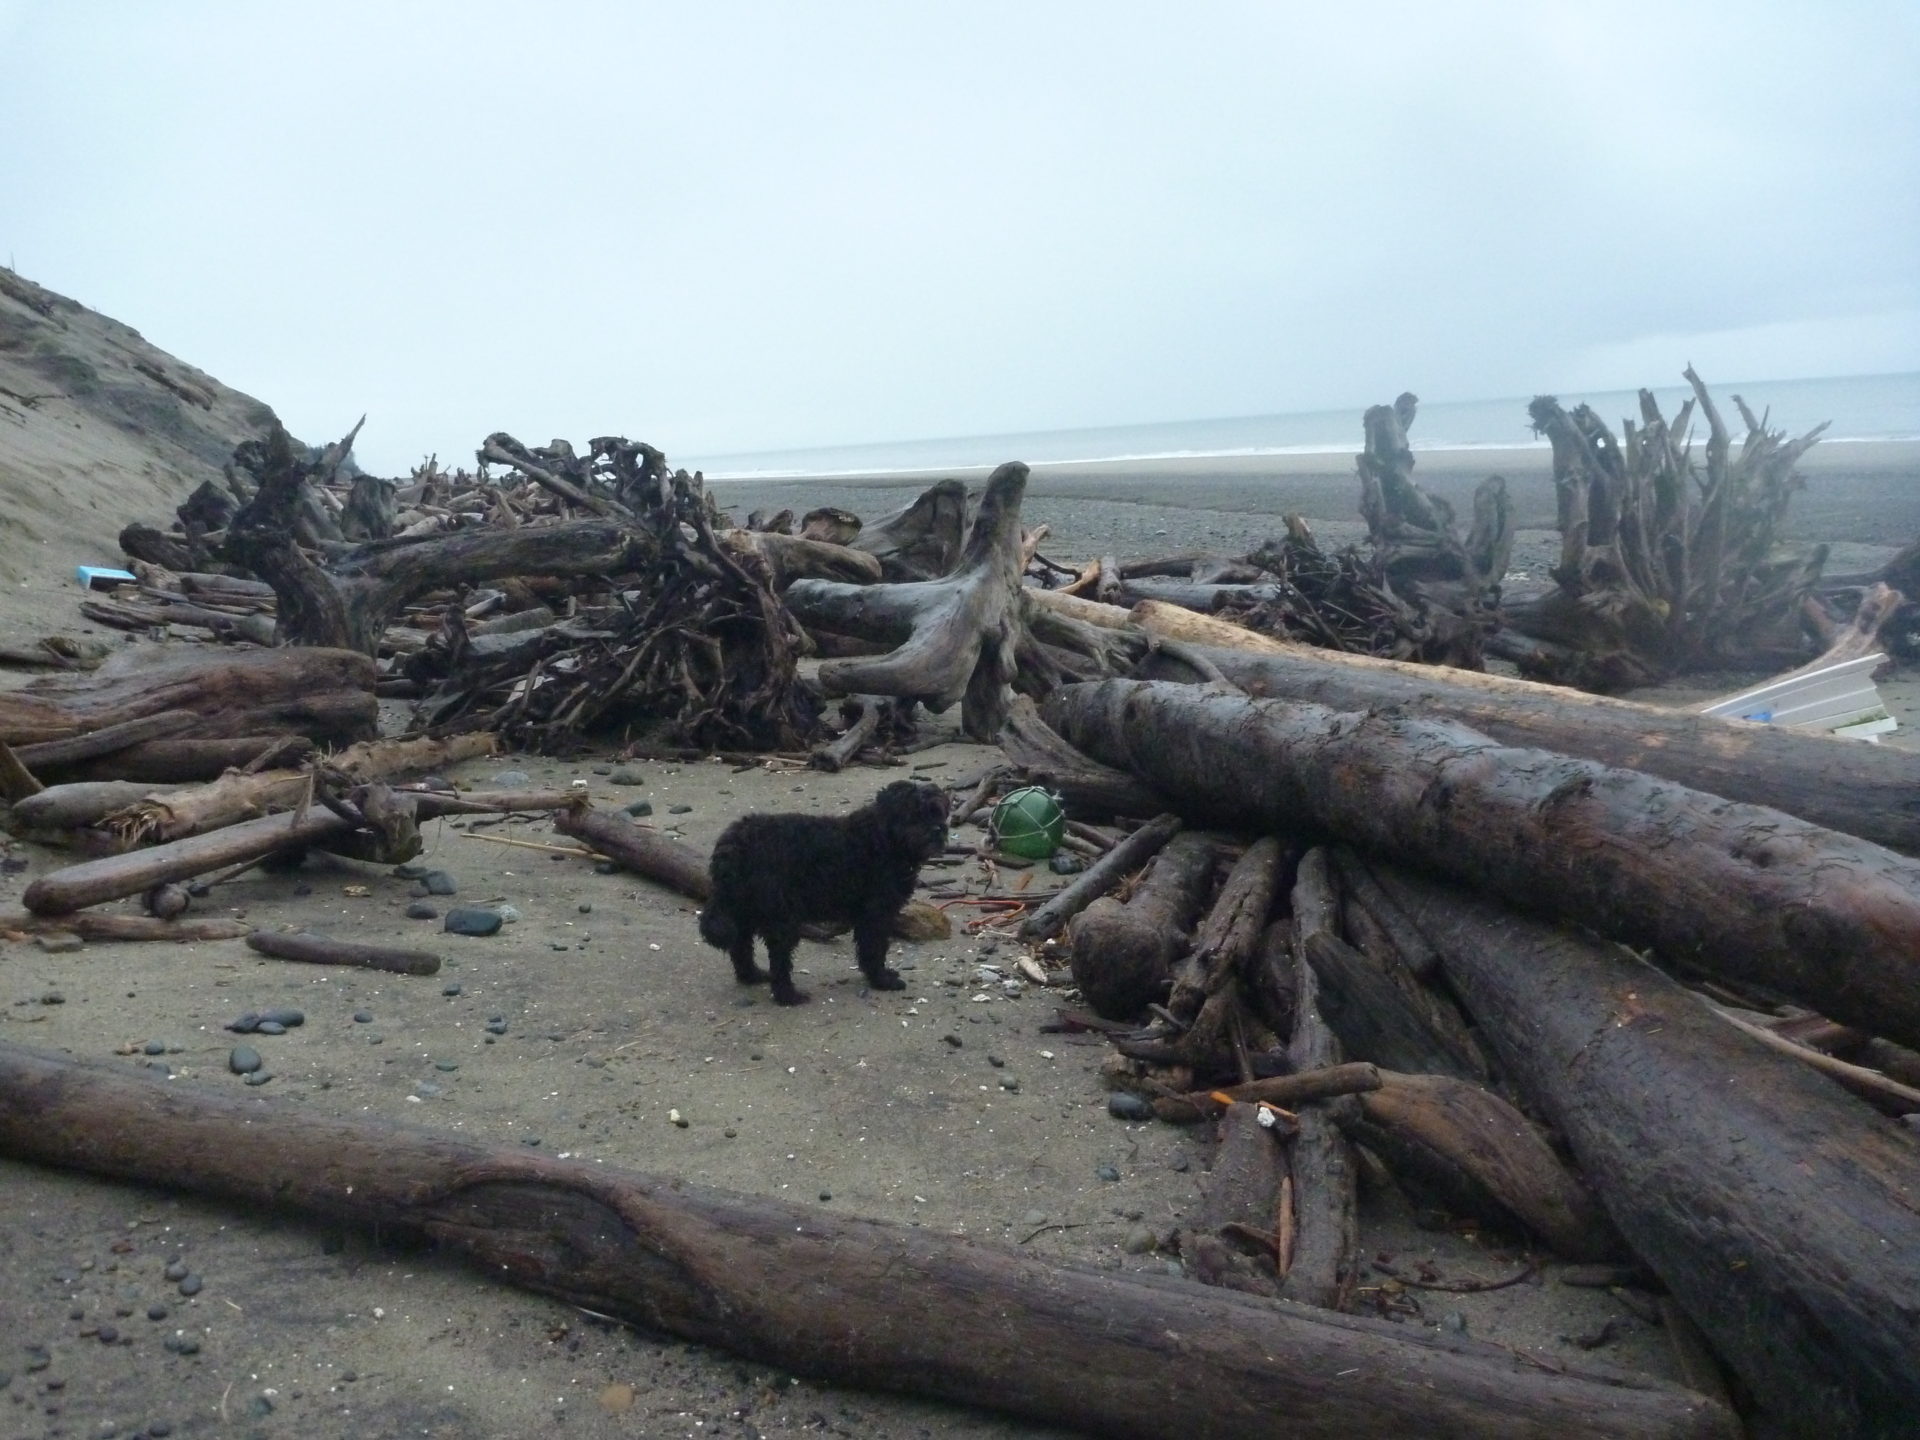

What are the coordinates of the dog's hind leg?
(764, 922, 808, 1006)
(854, 911, 907, 992)
(728, 931, 767, 987)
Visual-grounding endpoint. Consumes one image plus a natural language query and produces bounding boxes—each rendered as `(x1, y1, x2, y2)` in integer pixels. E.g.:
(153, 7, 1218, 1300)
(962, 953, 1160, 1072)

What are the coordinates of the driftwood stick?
(1713, 1008, 1920, 1114)
(811, 696, 886, 773)
(554, 801, 711, 899)
(1019, 812, 1182, 941)
(0, 739, 44, 802)
(1069, 830, 1217, 1020)
(13, 709, 200, 772)
(246, 930, 442, 976)
(1278, 886, 1358, 1310)
(0, 911, 251, 943)
(1153, 1062, 1384, 1123)
(21, 807, 356, 915)
(0, 1042, 1735, 1440)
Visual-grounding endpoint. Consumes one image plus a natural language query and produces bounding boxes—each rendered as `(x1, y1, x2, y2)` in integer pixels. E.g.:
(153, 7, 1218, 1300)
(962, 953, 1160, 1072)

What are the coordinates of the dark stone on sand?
(593, 859, 621, 875)
(623, 799, 653, 817)
(142, 1040, 166, 1056)
(176, 1274, 202, 1297)
(254, 1020, 286, 1036)
(353, 1010, 373, 1024)
(225, 1014, 259, 1034)
(577, 901, 592, 913)
(227, 1046, 262, 1075)
(1049, 852, 1086, 875)
(1096, 1163, 1121, 1182)
(146, 1305, 168, 1321)
(150, 1423, 174, 1437)
(442, 982, 462, 996)
(39, 990, 65, 1004)
(435, 1060, 459, 1072)
(97, 1325, 118, 1344)
(987, 1054, 1005, 1068)
(443, 908, 501, 937)
(243, 1072, 272, 1086)
(393, 862, 429, 880)
(611, 767, 645, 785)
(492, 770, 532, 788)
(942, 1034, 963, 1048)
(485, 1019, 507, 1035)
(405, 901, 438, 920)
(259, 1008, 304, 1027)
(421, 870, 457, 895)
(1107, 1092, 1154, 1121)
(669, 803, 692, 814)
(163, 1259, 188, 1281)
(35, 932, 83, 953)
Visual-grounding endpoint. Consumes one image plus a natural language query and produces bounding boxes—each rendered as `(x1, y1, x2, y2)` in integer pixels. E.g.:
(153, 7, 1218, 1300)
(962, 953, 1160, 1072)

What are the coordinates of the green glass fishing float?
(992, 785, 1065, 859)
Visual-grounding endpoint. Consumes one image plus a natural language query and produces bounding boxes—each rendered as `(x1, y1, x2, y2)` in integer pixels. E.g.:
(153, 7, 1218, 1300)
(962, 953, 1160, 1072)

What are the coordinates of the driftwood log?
(1066, 830, 1217, 1019)
(1380, 872, 1920, 1439)
(1124, 605, 1920, 857)
(1018, 811, 1182, 942)
(246, 930, 442, 976)
(0, 1043, 1736, 1440)
(785, 462, 1029, 741)
(0, 644, 377, 748)
(1045, 679, 1920, 1049)
(848, 479, 968, 581)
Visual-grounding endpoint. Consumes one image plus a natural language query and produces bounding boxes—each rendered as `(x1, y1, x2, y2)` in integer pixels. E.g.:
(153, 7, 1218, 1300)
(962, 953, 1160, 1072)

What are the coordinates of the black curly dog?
(698, 779, 950, 1005)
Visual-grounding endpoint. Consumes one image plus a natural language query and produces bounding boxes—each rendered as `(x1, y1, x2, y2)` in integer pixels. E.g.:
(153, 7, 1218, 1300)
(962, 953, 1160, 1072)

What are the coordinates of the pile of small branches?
(403, 435, 820, 753)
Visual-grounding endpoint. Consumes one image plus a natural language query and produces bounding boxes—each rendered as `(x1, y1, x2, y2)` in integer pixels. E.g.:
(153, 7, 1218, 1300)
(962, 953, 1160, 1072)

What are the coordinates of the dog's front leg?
(728, 933, 768, 986)
(854, 912, 907, 992)
(763, 922, 809, 1005)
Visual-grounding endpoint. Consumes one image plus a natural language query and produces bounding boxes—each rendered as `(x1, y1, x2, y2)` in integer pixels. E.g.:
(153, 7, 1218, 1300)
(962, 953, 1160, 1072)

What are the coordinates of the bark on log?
(1066, 830, 1217, 1020)
(724, 528, 882, 589)
(1302, 924, 1490, 1083)
(1154, 1061, 1383, 1124)
(809, 696, 887, 773)
(1126, 604, 1920, 856)
(1018, 812, 1182, 942)
(7, 781, 163, 833)
(12, 710, 199, 771)
(0, 1042, 1735, 1440)
(998, 695, 1168, 821)
(1278, 901, 1360, 1310)
(1379, 872, 1920, 1439)
(0, 645, 377, 748)
(246, 930, 442, 976)
(1329, 847, 1443, 980)
(785, 462, 1029, 741)
(1045, 679, 1920, 1048)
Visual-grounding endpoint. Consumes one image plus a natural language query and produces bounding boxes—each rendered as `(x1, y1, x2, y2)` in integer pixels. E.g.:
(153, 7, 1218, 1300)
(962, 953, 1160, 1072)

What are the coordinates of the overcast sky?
(2, 2, 1915, 473)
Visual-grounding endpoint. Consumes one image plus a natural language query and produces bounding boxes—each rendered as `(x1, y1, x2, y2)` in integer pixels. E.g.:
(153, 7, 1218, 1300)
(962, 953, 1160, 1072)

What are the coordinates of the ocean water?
(692, 370, 1919, 479)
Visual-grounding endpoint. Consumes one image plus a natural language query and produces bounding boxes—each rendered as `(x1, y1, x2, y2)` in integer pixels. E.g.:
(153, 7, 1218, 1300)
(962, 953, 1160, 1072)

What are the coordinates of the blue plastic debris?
(76, 565, 137, 590)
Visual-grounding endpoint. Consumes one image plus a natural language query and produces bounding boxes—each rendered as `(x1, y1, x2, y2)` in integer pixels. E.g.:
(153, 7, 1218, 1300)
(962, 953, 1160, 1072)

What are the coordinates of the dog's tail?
(697, 904, 737, 950)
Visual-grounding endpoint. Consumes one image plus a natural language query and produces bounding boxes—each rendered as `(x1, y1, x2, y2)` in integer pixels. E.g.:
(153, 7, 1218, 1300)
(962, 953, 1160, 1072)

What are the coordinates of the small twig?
(1017, 1220, 1091, 1245)
(459, 832, 606, 861)
(1372, 1260, 1538, 1294)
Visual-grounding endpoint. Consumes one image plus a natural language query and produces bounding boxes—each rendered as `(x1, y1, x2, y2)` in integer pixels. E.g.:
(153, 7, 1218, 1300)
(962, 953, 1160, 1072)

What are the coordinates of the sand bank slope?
(0, 267, 282, 588)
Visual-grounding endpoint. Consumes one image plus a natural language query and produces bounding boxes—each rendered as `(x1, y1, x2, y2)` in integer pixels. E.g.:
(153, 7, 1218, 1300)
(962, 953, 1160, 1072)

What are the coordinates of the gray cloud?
(2, 1, 1913, 472)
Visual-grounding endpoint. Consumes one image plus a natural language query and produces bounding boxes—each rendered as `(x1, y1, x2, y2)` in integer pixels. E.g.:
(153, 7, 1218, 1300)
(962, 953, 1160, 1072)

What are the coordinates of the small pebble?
(1122, 1226, 1157, 1255)
(443, 907, 503, 937)
(146, 1305, 168, 1321)
(1442, 1311, 1469, 1334)
(253, 1020, 286, 1036)
(39, 990, 66, 1004)
(414, 1081, 443, 1098)
(435, 1060, 459, 1072)
(1022, 1208, 1048, 1227)
(577, 901, 592, 914)
(149, 1424, 174, 1437)
(34, 932, 83, 953)
(1107, 1092, 1155, 1121)
(1095, 1163, 1121, 1182)
(421, 870, 457, 896)
(623, 798, 653, 817)
(393, 862, 429, 880)
(442, 982, 463, 997)
(419, 775, 454, 792)
(1048, 852, 1085, 875)
(404, 901, 439, 920)
(999, 1077, 1020, 1092)
(227, 1045, 262, 1075)
(177, 1274, 203, 1297)
(987, 1054, 1005, 1068)
(97, 1325, 118, 1344)
(610, 767, 646, 786)
(225, 1013, 260, 1034)
(352, 1010, 374, 1024)
(1169, 1154, 1191, 1173)
(941, 1034, 963, 1048)
(818, 1191, 832, 1202)
(495, 903, 521, 924)
(163, 1259, 188, 1281)
(259, 1008, 304, 1027)
(593, 860, 621, 875)
(668, 803, 693, 814)
(491, 770, 531, 788)
(485, 1019, 508, 1035)
(243, 1072, 272, 1087)
(142, 1040, 167, 1056)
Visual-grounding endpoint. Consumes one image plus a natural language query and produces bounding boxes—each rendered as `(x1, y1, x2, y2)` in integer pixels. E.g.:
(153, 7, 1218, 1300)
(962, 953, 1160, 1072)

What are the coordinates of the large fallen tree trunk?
(0, 644, 377, 748)
(1045, 679, 1920, 1049)
(1377, 872, 1920, 1440)
(0, 1042, 1735, 1440)
(1124, 611, 1920, 857)
(785, 462, 1029, 741)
